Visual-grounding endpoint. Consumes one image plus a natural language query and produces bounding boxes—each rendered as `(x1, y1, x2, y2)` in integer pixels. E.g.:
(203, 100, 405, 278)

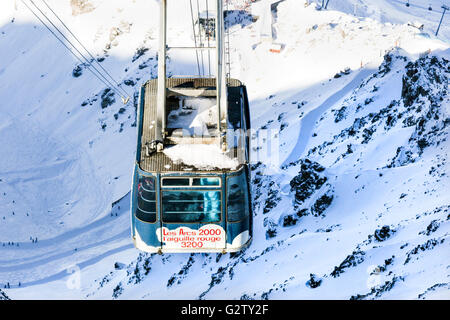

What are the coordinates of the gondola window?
(162, 190, 221, 223)
(136, 176, 157, 223)
(227, 171, 249, 222)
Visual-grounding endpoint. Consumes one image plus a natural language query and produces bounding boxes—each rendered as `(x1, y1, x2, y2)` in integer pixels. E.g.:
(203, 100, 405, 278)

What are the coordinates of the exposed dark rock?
(263, 181, 281, 214)
(81, 96, 98, 107)
(418, 283, 449, 299)
(260, 119, 274, 129)
(377, 52, 400, 76)
(282, 214, 298, 227)
(132, 47, 149, 62)
(265, 224, 278, 239)
(199, 266, 228, 299)
(127, 253, 152, 284)
(100, 88, 115, 109)
(388, 55, 449, 167)
(311, 192, 334, 217)
(114, 262, 125, 270)
(277, 112, 286, 121)
(124, 79, 135, 86)
(261, 289, 272, 300)
(346, 144, 353, 154)
(333, 67, 351, 78)
(72, 65, 83, 77)
(334, 106, 347, 122)
(374, 225, 394, 242)
(306, 273, 322, 288)
(350, 276, 404, 300)
(296, 208, 309, 218)
(404, 238, 445, 264)
(364, 97, 374, 105)
(361, 125, 376, 144)
(331, 250, 365, 277)
(419, 220, 440, 236)
(0, 289, 9, 300)
(307, 54, 448, 170)
(167, 254, 195, 287)
(112, 283, 123, 299)
(290, 159, 327, 205)
(374, 256, 395, 274)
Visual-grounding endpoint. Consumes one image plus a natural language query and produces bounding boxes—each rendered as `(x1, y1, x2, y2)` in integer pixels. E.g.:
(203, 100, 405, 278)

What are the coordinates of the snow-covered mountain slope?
(0, 0, 448, 299)
(324, 0, 450, 43)
(0, 288, 9, 300)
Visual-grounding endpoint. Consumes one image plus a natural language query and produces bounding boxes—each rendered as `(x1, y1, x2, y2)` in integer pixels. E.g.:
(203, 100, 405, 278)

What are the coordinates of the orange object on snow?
(269, 43, 283, 53)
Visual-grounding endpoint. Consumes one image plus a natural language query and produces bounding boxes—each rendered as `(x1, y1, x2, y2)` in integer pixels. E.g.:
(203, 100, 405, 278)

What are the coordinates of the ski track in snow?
(282, 67, 375, 166)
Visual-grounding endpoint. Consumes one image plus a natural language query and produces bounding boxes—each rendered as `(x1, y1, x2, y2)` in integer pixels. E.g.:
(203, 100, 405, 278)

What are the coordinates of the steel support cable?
(189, 0, 202, 76)
(196, 0, 205, 76)
(24, 0, 129, 102)
(39, 0, 130, 98)
(28, 0, 126, 98)
(20, 0, 125, 99)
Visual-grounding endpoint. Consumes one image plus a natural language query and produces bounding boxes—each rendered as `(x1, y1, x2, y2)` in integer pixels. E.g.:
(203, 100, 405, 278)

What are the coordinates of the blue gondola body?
(131, 80, 252, 253)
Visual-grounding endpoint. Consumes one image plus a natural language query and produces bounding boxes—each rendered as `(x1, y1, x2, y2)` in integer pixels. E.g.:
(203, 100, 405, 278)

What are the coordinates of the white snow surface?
(167, 97, 218, 136)
(163, 144, 239, 170)
(0, 0, 449, 300)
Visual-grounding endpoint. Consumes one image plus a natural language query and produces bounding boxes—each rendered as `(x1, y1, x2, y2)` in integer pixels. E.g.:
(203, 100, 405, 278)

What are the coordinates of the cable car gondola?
(131, 0, 252, 253)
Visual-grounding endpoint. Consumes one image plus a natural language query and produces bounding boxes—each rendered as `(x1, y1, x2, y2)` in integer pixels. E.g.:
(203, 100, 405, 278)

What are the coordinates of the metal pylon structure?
(155, 0, 229, 151)
(225, 0, 232, 84)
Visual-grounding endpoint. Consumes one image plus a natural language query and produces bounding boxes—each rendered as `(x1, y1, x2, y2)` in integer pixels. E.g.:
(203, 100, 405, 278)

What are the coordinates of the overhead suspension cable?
(28, 0, 129, 100)
(21, 0, 129, 102)
(38, 0, 130, 99)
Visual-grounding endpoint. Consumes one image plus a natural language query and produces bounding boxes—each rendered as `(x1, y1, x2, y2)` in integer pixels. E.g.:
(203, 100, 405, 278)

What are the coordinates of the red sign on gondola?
(158, 225, 225, 249)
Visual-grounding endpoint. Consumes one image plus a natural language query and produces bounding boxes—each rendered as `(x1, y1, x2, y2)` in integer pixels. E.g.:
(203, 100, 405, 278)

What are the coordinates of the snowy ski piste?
(0, 0, 449, 300)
